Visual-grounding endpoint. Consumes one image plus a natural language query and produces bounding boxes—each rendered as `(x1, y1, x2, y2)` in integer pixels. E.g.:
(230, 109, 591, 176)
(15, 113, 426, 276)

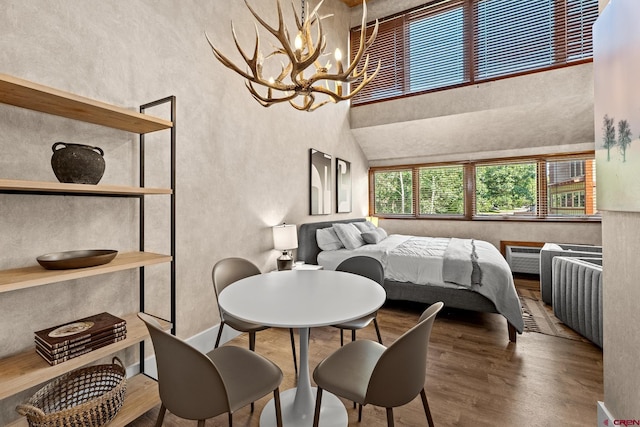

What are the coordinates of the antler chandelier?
(206, 0, 380, 112)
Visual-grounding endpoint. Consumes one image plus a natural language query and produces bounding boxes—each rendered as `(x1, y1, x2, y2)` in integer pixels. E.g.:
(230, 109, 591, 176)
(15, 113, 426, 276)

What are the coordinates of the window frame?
(368, 152, 600, 222)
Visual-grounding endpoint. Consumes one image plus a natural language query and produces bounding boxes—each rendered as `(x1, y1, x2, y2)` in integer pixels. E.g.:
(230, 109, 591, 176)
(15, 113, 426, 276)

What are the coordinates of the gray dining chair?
(312, 301, 444, 427)
(138, 312, 283, 427)
(333, 256, 385, 345)
(212, 257, 298, 375)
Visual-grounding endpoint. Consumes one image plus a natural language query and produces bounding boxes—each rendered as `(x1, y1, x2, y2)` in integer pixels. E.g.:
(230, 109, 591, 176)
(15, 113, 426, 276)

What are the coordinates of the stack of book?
(34, 312, 127, 365)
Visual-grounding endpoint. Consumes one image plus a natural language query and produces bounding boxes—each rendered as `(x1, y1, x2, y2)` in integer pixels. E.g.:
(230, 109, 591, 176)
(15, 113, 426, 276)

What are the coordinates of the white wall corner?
(125, 323, 241, 379)
(598, 401, 615, 426)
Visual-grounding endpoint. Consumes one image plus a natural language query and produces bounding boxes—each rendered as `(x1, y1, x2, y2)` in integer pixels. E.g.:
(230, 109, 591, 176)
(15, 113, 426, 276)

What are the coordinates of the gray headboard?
(297, 218, 366, 265)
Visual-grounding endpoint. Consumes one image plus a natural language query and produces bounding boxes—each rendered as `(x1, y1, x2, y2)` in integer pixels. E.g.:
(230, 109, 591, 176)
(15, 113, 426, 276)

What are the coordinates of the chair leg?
(154, 404, 167, 427)
(274, 387, 283, 427)
(198, 420, 206, 427)
(340, 329, 344, 346)
(386, 407, 394, 427)
(215, 322, 225, 348)
(228, 412, 233, 426)
(420, 388, 435, 427)
(373, 318, 383, 344)
(289, 328, 298, 376)
(312, 387, 323, 427)
(358, 403, 363, 422)
(351, 329, 356, 342)
(249, 331, 256, 351)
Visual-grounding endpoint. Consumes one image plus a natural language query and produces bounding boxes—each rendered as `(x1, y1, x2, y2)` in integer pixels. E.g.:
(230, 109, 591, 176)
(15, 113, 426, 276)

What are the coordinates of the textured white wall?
(602, 212, 640, 419)
(0, 0, 365, 423)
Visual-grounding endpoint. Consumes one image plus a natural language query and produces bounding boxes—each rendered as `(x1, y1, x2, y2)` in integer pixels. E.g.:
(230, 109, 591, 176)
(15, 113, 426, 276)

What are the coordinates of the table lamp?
(272, 223, 298, 270)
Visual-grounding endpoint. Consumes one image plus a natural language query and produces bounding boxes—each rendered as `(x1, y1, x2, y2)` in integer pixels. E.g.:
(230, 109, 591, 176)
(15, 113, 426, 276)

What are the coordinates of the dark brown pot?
(51, 142, 105, 185)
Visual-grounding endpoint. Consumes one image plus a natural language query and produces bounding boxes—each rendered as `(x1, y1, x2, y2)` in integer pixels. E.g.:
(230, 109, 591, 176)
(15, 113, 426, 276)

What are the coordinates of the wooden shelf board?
(0, 178, 172, 196)
(0, 313, 169, 400)
(0, 251, 172, 294)
(7, 373, 160, 427)
(0, 73, 172, 134)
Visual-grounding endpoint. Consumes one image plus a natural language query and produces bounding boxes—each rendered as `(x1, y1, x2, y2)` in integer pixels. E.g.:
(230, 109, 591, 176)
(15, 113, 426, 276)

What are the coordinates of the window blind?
(350, 0, 598, 106)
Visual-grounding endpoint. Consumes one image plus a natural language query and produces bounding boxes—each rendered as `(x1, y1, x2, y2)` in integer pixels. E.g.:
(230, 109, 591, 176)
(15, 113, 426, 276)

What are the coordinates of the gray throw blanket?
(443, 238, 524, 333)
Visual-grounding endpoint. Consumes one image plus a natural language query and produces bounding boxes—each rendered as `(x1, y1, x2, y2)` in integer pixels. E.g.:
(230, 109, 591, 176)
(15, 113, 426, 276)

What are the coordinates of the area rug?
(518, 288, 590, 343)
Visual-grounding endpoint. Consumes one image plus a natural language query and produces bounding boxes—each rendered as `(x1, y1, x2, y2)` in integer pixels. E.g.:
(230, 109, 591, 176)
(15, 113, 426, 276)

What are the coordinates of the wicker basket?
(16, 357, 127, 427)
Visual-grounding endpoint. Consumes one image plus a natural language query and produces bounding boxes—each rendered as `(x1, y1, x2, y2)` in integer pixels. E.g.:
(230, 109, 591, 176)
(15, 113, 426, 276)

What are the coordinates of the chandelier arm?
(289, 94, 316, 111)
(206, 33, 258, 82)
(291, 15, 325, 77)
(345, 23, 378, 77)
(308, 59, 381, 103)
(244, 0, 299, 63)
(246, 80, 299, 104)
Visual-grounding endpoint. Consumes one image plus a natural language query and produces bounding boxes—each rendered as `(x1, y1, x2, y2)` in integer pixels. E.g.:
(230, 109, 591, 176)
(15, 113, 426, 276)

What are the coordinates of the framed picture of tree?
(594, 2, 640, 212)
(310, 149, 332, 215)
(336, 158, 351, 213)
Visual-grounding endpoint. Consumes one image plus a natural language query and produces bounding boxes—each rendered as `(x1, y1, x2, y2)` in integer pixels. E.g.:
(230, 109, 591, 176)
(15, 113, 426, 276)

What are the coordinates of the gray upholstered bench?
(540, 243, 602, 305)
(551, 256, 603, 348)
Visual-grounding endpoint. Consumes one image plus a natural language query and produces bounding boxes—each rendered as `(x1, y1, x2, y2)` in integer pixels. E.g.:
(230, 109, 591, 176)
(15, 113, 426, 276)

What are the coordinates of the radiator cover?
(505, 246, 541, 275)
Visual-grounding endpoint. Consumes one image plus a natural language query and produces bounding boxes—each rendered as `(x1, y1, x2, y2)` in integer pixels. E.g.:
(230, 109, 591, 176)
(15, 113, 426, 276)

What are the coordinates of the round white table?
(218, 269, 386, 427)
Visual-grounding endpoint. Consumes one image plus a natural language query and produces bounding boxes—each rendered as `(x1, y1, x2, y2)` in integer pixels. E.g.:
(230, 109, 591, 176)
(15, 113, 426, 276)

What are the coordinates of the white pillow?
(316, 227, 344, 251)
(353, 221, 377, 233)
(332, 223, 366, 250)
(362, 227, 388, 244)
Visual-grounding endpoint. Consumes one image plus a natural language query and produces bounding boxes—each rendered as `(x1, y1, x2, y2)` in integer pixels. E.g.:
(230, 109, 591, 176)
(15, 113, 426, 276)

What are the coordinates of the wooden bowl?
(37, 250, 118, 270)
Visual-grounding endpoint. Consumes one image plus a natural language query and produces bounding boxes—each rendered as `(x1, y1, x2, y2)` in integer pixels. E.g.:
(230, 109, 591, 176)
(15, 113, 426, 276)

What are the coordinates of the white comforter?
(317, 234, 524, 333)
(318, 234, 453, 287)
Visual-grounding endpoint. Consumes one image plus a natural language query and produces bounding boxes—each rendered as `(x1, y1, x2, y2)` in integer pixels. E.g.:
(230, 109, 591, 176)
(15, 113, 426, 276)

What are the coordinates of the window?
(369, 154, 598, 220)
(475, 162, 537, 216)
(350, 0, 598, 105)
(408, 4, 466, 92)
(373, 169, 414, 215)
(546, 158, 596, 216)
(418, 165, 465, 215)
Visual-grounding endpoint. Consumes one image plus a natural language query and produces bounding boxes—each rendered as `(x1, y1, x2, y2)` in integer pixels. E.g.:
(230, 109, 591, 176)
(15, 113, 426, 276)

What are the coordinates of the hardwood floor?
(128, 276, 603, 427)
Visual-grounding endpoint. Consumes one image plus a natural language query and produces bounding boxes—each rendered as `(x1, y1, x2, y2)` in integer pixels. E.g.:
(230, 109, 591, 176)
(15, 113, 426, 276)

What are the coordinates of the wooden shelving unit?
(0, 74, 176, 426)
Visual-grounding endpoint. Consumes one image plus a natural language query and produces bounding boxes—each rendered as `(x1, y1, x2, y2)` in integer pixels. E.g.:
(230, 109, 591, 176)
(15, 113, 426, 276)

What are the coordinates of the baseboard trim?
(597, 401, 615, 426)
(125, 322, 241, 378)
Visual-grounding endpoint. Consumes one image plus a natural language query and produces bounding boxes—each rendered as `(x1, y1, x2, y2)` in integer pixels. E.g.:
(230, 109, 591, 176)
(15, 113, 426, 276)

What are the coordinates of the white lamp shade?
(273, 224, 298, 250)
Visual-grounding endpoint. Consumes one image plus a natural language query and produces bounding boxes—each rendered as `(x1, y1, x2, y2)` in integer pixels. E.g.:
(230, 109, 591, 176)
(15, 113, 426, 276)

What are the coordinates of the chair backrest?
(138, 313, 230, 420)
(212, 257, 261, 299)
(335, 256, 384, 285)
(365, 302, 444, 408)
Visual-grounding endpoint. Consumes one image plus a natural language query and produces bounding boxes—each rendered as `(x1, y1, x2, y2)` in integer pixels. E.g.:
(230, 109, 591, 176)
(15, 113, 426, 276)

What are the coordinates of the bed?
(297, 218, 524, 342)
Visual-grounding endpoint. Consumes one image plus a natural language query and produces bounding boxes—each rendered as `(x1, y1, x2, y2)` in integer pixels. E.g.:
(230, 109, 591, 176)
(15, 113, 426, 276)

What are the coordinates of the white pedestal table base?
(260, 387, 347, 427)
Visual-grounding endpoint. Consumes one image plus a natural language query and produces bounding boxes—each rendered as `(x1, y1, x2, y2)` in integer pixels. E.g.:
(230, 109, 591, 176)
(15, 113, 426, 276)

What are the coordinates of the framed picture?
(594, 3, 640, 212)
(310, 149, 332, 215)
(336, 158, 351, 213)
